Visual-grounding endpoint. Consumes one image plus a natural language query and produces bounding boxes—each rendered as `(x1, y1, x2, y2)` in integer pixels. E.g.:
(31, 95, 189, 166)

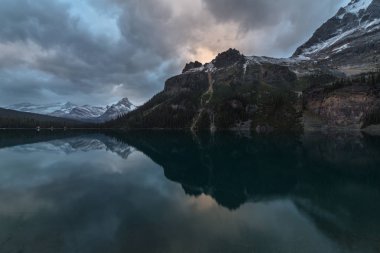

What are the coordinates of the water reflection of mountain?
(112, 131, 380, 251)
(109, 131, 380, 207)
(0, 130, 133, 159)
(1, 130, 380, 210)
(1, 130, 380, 249)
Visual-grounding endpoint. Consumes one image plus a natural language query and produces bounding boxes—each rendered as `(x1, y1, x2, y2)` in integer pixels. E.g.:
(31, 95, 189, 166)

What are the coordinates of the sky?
(0, 0, 351, 106)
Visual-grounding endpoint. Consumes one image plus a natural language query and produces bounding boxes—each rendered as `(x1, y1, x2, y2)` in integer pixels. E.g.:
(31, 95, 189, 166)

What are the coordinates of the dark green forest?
(0, 108, 87, 129)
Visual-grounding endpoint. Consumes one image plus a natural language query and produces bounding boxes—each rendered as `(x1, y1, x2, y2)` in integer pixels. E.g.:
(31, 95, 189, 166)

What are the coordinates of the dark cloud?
(0, 0, 347, 106)
(203, 0, 347, 56)
(0, 0, 182, 105)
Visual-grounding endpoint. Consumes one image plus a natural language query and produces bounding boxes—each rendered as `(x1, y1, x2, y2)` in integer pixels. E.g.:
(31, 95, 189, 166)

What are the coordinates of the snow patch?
(299, 17, 380, 57)
(185, 66, 205, 73)
(242, 61, 248, 77)
(184, 63, 218, 73)
(339, 0, 373, 18)
(204, 63, 217, 73)
(301, 28, 356, 56)
(332, 43, 351, 53)
(363, 18, 380, 29)
(345, 0, 372, 15)
(294, 55, 311, 61)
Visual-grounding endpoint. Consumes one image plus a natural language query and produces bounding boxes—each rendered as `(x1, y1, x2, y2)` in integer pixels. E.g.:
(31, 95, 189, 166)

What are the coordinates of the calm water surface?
(0, 130, 380, 253)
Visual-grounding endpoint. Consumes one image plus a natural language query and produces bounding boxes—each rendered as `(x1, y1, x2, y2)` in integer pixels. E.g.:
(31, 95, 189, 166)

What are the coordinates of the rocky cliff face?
(164, 72, 209, 94)
(304, 82, 380, 129)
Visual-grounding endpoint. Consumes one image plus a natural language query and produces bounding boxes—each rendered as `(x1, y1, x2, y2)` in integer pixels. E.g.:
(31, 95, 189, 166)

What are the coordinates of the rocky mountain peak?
(182, 61, 203, 73)
(212, 48, 245, 68)
(116, 97, 133, 106)
(98, 98, 136, 122)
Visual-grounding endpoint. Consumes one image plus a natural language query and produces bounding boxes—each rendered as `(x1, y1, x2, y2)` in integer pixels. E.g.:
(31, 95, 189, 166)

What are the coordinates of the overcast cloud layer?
(0, 0, 349, 106)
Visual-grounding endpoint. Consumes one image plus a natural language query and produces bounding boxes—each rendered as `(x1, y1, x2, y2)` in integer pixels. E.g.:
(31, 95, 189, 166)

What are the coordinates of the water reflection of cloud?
(0, 191, 54, 217)
(185, 194, 217, 211)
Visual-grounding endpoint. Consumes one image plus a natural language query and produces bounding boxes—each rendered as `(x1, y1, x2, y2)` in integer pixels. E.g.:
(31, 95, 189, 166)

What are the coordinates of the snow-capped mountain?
(51, 105, 107, 120)
(5, 102, 77, 115)
(293, 0, 380, 73)
(5, 98, 136, 122)
(98, 98, 137, 122)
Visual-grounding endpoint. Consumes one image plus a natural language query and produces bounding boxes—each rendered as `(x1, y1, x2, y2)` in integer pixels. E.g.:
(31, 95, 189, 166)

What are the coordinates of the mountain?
(4, 102, 103, 120)
(108, 0, 380, 132)
(98, 98, 136, 122)
(51, 104, 107, 120)
(5, 98, 136, 123)
(5, 102, 77, 115)
(107, 49, 306, 131)
(293, 0, 380, 74)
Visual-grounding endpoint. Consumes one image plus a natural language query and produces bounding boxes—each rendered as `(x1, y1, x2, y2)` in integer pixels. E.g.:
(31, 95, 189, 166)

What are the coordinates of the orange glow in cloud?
(185, 47, 216, 63)
(186, 194, 217, 211)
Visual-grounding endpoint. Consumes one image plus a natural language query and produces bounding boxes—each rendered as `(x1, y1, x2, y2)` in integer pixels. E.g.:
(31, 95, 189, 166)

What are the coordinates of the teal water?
(0, 130, 380, 253)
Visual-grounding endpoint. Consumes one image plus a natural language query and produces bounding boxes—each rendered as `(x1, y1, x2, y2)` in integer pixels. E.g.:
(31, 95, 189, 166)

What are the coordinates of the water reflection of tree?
(110, 131, 380, 208)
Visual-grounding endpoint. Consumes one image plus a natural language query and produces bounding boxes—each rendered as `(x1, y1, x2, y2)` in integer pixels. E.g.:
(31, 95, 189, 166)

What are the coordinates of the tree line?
(0, 108, 86, 129)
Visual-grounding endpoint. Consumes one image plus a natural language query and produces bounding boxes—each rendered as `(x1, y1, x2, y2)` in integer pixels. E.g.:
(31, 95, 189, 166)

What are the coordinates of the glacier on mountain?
(5, 98, 137, 122)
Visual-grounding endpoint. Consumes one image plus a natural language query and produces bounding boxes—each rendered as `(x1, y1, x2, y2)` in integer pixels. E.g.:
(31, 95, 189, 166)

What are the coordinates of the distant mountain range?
(5, 98, 136, 123)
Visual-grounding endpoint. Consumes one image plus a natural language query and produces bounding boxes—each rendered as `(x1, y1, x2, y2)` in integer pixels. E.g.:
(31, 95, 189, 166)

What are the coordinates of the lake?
(0, 130, 379, 253)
